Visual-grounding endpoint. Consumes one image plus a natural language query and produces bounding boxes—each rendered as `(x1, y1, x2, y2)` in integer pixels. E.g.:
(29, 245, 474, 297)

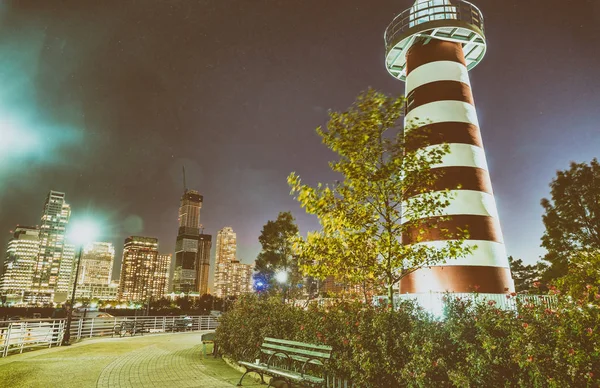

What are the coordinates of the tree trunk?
(387, 284, 394, 311)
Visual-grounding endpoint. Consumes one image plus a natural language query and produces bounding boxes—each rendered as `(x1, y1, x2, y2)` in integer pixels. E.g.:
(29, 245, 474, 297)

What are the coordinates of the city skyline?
(0, 187, 253, 293)
(0, 0, 599, 276)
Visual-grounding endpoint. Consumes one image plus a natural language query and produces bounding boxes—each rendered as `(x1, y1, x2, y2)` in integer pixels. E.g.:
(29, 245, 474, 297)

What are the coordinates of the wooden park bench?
(237, 337, 333, 387)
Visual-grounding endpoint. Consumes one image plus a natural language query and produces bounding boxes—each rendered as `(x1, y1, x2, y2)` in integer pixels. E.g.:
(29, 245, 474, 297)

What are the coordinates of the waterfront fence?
(0, 315, 218, 357)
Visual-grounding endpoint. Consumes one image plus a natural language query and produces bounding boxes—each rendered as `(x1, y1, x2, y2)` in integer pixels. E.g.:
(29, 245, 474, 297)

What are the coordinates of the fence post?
(2, 323, 13, 357)
(89, 318, 95, 338)
(57, 320, 65, 346)
(77, 319, 84, 341)
(20, 321, 28, 354)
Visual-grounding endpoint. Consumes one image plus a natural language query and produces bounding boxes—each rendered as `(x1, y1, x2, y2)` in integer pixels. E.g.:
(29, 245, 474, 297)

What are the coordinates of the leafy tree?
(554, 250, 600, 300)
(254, 211, 300, 292)
(540, 158, 600, 282)
(288, 89, 472, 310)
(507, 256, 543, 293)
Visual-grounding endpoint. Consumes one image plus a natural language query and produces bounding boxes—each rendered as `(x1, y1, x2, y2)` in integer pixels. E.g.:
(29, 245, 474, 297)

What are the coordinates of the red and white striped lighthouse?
(385, 0, 514, 296)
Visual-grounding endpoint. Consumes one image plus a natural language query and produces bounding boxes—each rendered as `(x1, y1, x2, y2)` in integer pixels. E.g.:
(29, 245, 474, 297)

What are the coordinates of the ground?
(0, 332, 262, 388)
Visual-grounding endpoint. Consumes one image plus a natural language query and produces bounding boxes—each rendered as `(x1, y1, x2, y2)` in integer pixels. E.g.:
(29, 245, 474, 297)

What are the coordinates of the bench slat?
(260, 349, 324, 366)
(261, 342, 331, 359)
(262, 366, 325, 383)
(265, 337, 332, 351)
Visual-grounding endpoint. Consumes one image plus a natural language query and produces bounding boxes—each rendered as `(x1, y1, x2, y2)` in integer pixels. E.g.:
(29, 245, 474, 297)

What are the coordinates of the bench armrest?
(241, 348, 258, 360)
(267, 351, 292, 368)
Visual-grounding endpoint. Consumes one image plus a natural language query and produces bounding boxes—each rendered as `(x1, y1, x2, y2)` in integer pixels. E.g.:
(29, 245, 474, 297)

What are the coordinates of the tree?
(540, 159, 600, 282)
(288, 89, 472, 310)
(554, 250, 600, 300)
(507, 256, 543, 293)
(254, 211, 300, 292)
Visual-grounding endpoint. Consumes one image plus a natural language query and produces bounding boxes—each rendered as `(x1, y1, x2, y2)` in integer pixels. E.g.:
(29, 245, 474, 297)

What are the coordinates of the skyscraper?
(156, 254, 172, 297)
(196, 234, 211, 295)
(0, 226, 40, 299)
(172, 187, 211, 295)
(214, 227, 237, 298)
(213, 227, 253, 298)
(32, 190, 71, 302)
(119, 236, 169, 301)
(230, 260, 253, 297)
(78, 242, 115, 285)
(384, 0, 514, 296)
(55, 243, 75, 300)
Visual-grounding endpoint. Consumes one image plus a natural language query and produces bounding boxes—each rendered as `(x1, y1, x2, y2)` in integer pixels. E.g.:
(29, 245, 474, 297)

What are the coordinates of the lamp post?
(62, 245, 84, 345)
(275, 270, 289, 303)
(61, 220, 99, 346)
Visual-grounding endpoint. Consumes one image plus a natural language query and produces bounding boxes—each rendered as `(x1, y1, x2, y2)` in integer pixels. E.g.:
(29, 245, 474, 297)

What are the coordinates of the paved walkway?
(0, 332, 262, 388)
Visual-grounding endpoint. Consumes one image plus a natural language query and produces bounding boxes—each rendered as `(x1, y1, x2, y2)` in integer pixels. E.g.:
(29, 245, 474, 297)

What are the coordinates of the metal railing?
(0, 315, 219, 357)
(0, 319, 65, 357)
(384, 0, 484, 51)
(373, 293, 558, 316)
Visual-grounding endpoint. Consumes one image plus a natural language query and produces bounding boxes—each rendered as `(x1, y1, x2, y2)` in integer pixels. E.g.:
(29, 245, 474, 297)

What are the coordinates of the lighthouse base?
(373, 292, 557, 318)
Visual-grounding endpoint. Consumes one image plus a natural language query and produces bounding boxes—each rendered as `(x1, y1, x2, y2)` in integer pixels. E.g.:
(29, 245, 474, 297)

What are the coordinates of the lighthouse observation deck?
(385, 0, 486, 81)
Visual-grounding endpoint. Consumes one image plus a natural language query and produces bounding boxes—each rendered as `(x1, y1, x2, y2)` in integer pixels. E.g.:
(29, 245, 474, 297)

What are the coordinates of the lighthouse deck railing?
(385, 0, 484, 50)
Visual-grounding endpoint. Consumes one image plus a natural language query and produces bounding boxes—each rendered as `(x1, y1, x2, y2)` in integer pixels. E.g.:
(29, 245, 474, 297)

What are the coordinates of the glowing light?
(67, 219, 101, 246)
(275, 271, 288, 284)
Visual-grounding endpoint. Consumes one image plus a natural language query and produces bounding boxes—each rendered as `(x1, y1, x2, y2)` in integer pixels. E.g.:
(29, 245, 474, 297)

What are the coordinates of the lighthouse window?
(409, 0, 457, 28)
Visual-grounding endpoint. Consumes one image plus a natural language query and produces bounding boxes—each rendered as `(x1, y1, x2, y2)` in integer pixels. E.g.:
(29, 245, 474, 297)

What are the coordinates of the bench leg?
(237, 369, 250, 386)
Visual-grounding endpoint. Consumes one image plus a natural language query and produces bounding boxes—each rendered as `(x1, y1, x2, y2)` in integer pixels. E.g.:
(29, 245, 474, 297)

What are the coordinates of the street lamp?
(275, 270, 289, 303)
(62, 219, 99, 346)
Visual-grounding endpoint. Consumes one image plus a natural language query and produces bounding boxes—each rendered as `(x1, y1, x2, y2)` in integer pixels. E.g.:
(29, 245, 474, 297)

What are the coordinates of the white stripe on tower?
(403, 190, 502, 223)
(410, 240, 508, 267)
(406, 61, 471, 95)
(401, 38, 513, 294)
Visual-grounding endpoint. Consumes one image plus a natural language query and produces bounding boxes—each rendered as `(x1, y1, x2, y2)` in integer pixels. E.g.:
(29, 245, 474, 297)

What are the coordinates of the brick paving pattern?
(96, 343, 230, 387)
(0, 332, 257, 388)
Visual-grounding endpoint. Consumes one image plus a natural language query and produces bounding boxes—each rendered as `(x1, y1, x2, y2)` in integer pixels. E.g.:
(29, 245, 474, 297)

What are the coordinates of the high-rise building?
(32, 190, 71, 301)
(213, 227, 254, 298)
(55, 243, 75, 301)
(172, 188, 212, 295)
(214, 227, 237, 298)
(156, 253, 172, 297)
(384, 0, 514, 296)
(0, 226, 40, 299)
(196, 234, 211, 295)
(119, 236, 169, 301)
(230, 260, 253, 297)
(74, 281, 120, 301)
(78, 242, 115, 285)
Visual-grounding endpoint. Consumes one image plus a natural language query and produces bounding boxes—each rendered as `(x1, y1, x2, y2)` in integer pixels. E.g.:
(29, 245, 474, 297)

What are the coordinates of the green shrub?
(216, 291, 599, 387)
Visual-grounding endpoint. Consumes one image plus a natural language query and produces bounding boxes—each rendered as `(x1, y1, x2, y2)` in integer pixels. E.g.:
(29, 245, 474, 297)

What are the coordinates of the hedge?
(216, 292, 599, 387)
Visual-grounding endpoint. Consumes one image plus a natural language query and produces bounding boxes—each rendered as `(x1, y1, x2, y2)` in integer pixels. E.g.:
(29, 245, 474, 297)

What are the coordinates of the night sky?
(0, 0, 599, 285)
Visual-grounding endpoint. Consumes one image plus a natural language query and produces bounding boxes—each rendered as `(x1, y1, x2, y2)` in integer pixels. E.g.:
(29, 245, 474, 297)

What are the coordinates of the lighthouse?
(385, 1, 515, 297)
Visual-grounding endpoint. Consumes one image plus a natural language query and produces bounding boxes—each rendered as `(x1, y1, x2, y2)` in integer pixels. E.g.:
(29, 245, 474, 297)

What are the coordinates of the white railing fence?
(0, 315, 219, 357)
